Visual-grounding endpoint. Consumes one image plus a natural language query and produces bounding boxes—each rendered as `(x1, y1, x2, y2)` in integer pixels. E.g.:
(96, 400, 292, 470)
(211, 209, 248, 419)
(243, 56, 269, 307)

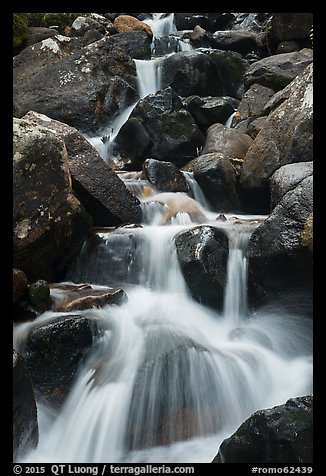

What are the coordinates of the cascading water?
(15, 12, 313, 464)
(17, 183, 313, 463)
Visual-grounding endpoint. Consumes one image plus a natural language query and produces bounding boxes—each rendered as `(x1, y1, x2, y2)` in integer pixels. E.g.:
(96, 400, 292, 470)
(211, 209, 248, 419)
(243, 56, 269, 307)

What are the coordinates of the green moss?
(13, 13, 29, 49)
(26, 12, 82, 32)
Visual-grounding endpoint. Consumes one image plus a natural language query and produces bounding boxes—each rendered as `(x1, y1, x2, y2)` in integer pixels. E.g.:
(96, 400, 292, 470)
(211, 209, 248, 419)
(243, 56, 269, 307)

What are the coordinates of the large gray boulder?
(23, 315, 98, 407)
(174, 226, 229, 309)
(114, 87, 205, 168)
(13, 37, 138, 132)
(13, 350, 38, 462)
(240, 63, 313, 211)
(22, 111, 142, 226)
(13, 117, 91, 282)
(247, 174, 313, 310)
(161, 50, 224, 97)
(213, 396, 313, 463)
(183, 153, 241, 211)
(243, 48, 313, 92)
(202, 123, 253, 158)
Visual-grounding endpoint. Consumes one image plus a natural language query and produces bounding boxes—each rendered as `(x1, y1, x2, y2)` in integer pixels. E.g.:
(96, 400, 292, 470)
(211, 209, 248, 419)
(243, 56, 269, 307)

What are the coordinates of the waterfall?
(134, 57, 165, 98)
(182, 170, 210, 209)
(223, 230, 250, 326)
(18, 199, 313, 462)
(143, 13, 177, 40)
(15, 12, 313, 464)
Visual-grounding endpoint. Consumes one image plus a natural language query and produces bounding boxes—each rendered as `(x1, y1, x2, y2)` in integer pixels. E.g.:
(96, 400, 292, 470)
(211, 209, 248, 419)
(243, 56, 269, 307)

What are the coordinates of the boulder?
(184, 95, 239, 133)
(183, 153, 241, 211)
(205, 49, 249, 99)
(13, 117, 91, 282)
(269, 13, 313, 43)
(113, 14, 153, 40)
(26, 27, 58, 47)
(202, 123, 253, 158)
(240, 63, 313, 211)
(161, 50, 224, 97)
(67, 228, 145, 287)
(28, 280, 52, 314)
(189, 25, 211, 48)
(69, 15, 106, 36)
(270, 162, 313, 209)
(247, 175, 313, 310)
(174, 226, 229, 309)
(213, 396, 313, 463)
(13, 350, 38, 462)
(245, 116, 267, 139)
(114, 88, 204, 168)
(141, 159, 189, 193)
(22, 111, 142, 226)
(231, 84, 274, 127)
(23, 314, 98, 407)
(211, 29, 264, 54)
(13, 37, 138, 132)
(243, 48, 313, 92)
(106, 30, 151, 59)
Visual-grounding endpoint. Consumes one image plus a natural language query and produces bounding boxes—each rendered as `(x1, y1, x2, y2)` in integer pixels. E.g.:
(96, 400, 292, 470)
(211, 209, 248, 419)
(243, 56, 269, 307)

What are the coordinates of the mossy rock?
(13, 13, 29, 50)
(26, 13, 81, 33)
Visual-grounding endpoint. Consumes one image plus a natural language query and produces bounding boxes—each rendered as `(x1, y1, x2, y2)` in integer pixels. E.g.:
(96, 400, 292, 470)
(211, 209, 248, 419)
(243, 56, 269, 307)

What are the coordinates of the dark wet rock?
(13, 350, 38, 462)
(184, 95, 239, 133)
(22, 111, 142, 226)
(106, 30, 151, 59)
(240, 63, 313, 211)
(231, 84, 274, 128)
(115, 88, 204, 169)
(247, 175, 313, 310)
(26, 27, 59, 47)
(13, 117, 91, 282)
(174, 13, 210, 32)
(270, 162, 313, 209)
(276, 41, 301, 54)
(243, 48, 313, 92)
(67, 228, 146, 287)
(13, 37, 138, 132)
(142, 159, 189, 193)
(161, 50, 224, 97)
(175, 226, 229, 309)
(211, 30, 265, 55)
(190, 25, 211, 48)
(23, 314, 98, 407)
(28, 280, 51, 314)
(245, 116, 267, 139)
(204, 49, 249, 99)
(183, 153, 241, 212)
(82, 29, 104, 46)
(228, 13, 271, 34)
(213, 395, 313, 463)
(202, 123, 253, 158)
(52, 286, 128, 312)
(13, 268, 28, 304)
(269, 13, 313, 43)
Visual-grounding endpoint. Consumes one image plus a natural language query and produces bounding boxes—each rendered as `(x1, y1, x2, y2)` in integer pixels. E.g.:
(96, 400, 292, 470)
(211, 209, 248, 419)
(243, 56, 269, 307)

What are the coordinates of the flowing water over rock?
(14, 12, 313, 464)
(16, 183, 313, 463)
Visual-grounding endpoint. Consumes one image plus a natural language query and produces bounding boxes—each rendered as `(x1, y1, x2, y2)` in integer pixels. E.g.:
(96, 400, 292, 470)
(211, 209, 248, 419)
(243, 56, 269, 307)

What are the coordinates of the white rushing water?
(17, 188, 313, 463)
(142, 13, 177, 40)
(16, 12, 313, 464)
